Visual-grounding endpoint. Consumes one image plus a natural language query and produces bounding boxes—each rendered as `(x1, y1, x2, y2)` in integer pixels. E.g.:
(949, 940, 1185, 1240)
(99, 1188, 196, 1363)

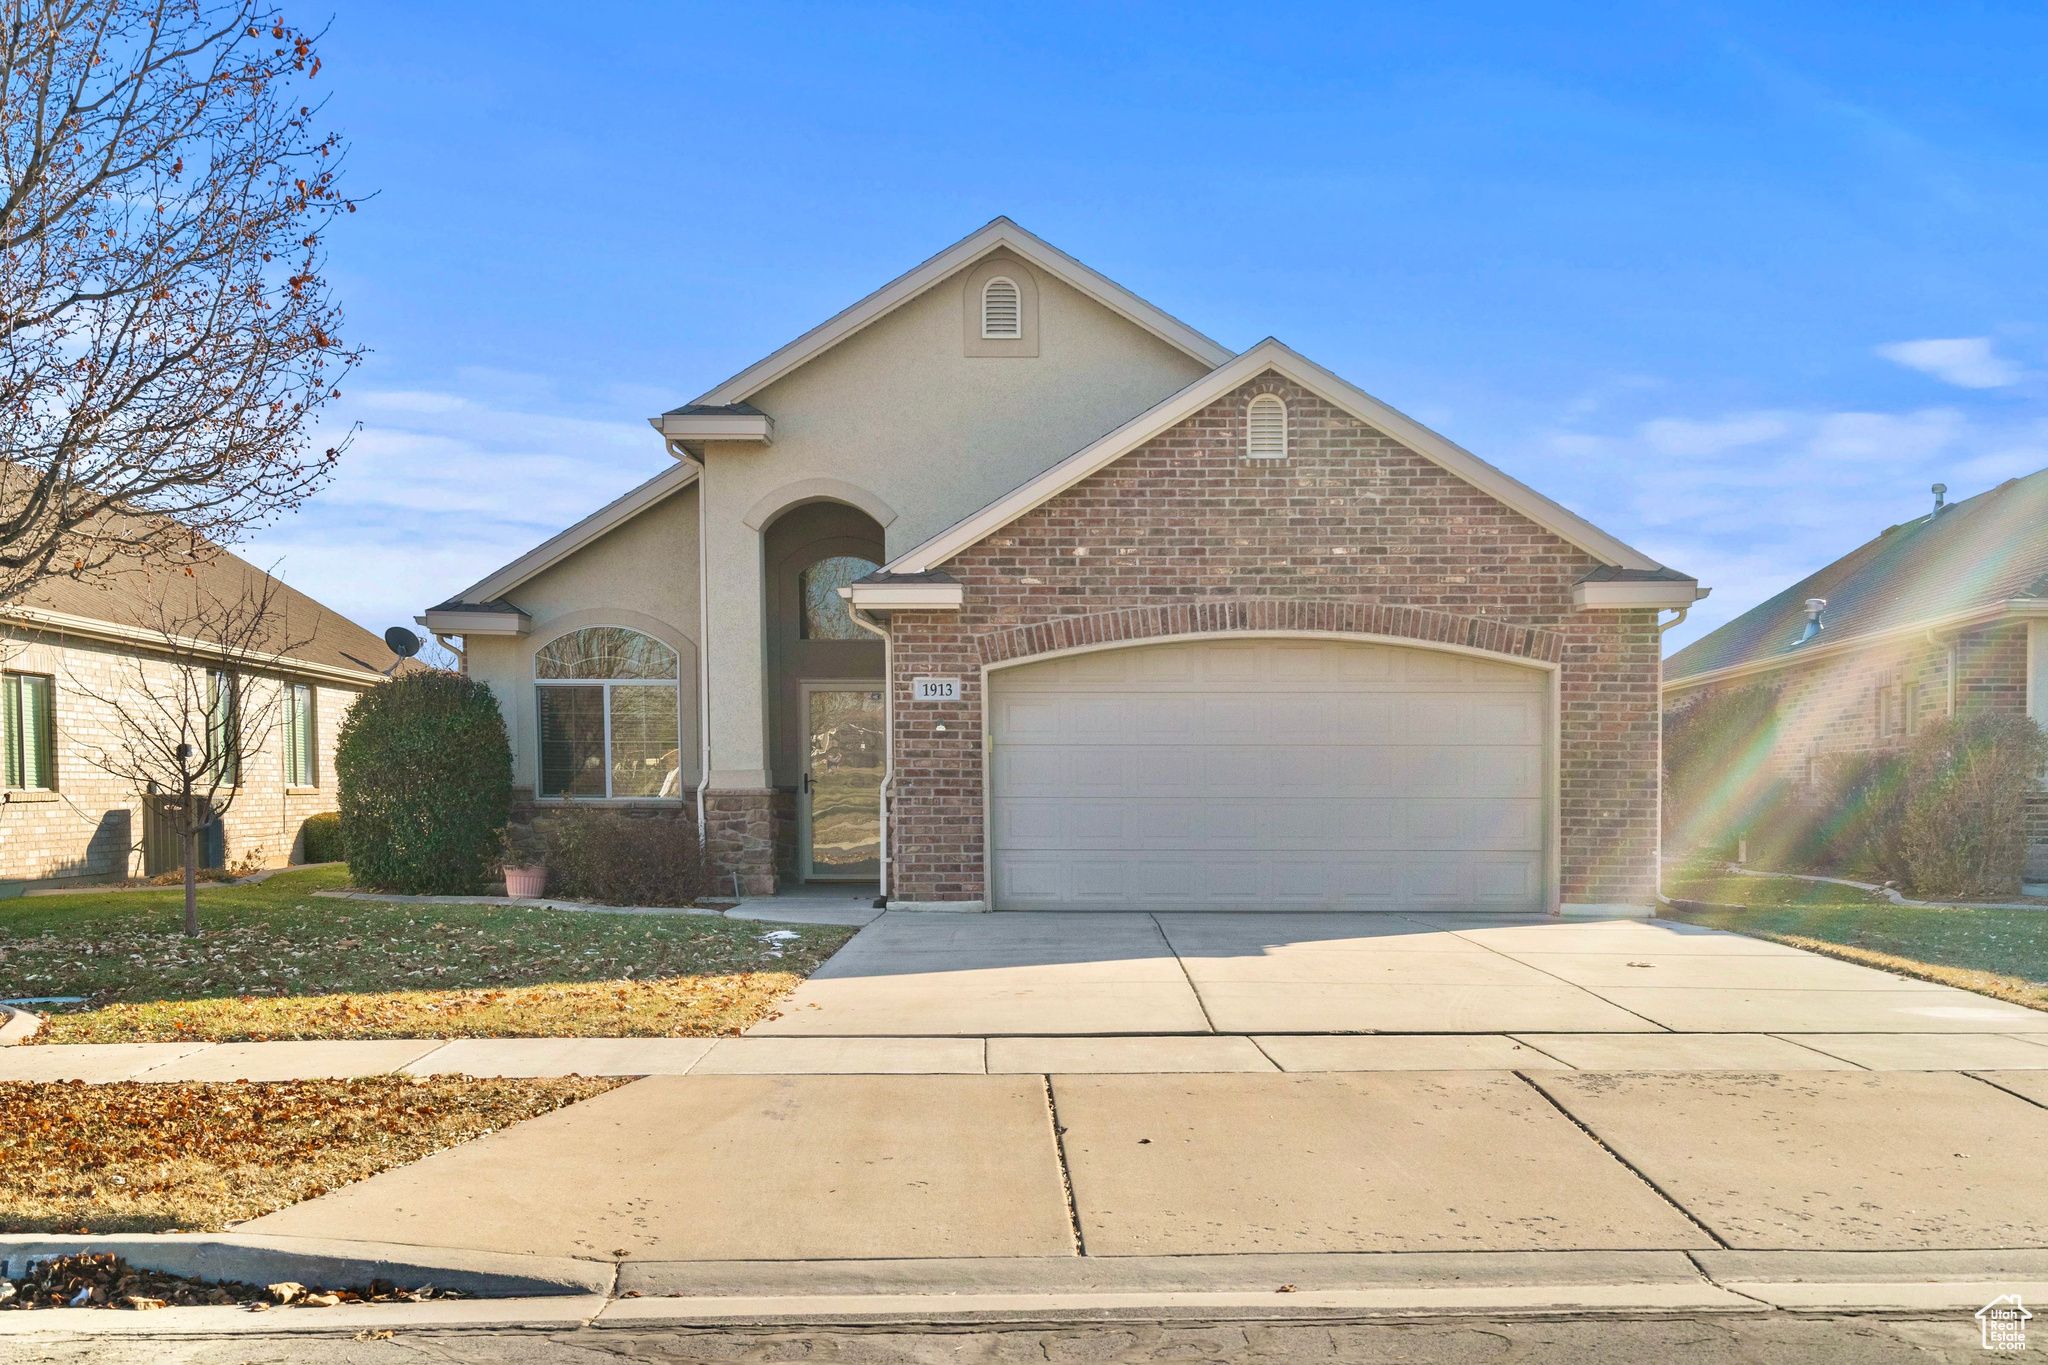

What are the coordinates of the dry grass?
(0, 1076, 621, 1234)
(1744, 932, 2048, 1012)
(0, 865, 855, 1043)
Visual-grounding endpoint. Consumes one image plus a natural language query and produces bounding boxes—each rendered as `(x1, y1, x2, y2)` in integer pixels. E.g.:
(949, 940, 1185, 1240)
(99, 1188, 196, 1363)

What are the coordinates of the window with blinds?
(207, 670, 239, 786)
(1247, 394, 1287, 459)
(2, 673, 54, 790)
(285, 683, 317, 786)
(981, 276, 1022, 339)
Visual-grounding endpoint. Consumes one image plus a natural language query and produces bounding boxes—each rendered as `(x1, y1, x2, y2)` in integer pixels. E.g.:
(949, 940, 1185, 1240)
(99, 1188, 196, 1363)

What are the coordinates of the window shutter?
(1247, 394, 1287, 460)
(981, 277, 1022, 339)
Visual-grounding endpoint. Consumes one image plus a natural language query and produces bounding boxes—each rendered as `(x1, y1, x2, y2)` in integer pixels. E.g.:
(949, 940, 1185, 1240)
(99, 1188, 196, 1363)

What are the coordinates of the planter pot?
(504, 865, 548, 898)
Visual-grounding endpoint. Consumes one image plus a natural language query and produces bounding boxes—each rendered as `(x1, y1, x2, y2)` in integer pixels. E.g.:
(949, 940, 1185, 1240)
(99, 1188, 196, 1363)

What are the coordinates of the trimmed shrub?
(298, 810, 346, 864)
(1898, 713, 2048, 900)
(545, 806, 712, 907)
(335, 672, 513, 894)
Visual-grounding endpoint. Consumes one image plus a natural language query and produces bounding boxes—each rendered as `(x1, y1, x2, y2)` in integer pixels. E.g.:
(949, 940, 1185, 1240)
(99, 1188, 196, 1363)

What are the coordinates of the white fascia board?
(654, 411, 773, 443)
(1574, 580, 1707, 610)
(0, 607, 386, 687)
(452, 462, 699, 606)
(691, 218, 1235, 407)
(422, 608, 530, 637)
(888, 338, 1667, 576)
(1662, 598, 2048, 694)
(844, 582, 965, 611)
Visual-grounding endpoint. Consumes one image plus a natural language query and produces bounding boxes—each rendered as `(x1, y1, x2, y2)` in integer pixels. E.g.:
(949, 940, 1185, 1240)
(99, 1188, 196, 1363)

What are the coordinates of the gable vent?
(1246, 394, 1288, 460)
(981, 277, 1022, 339)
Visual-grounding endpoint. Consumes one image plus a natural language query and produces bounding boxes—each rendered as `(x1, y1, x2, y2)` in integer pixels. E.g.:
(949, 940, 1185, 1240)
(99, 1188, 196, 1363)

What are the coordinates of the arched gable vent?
(981, 277, 1022, 339)
(1246, 394, 1288, 460)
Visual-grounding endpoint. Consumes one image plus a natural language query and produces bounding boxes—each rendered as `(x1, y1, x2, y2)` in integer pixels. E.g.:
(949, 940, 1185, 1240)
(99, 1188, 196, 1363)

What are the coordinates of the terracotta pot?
(504, 865, 548, 898)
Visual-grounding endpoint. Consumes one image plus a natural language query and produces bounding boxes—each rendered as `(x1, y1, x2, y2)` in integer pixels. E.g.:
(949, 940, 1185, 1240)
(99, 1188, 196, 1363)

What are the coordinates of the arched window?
(535, 627, 682, 799)
(800, 556, 880, 639)
(981, 276, 1022, 339)
(1246, 394, 1287, 460)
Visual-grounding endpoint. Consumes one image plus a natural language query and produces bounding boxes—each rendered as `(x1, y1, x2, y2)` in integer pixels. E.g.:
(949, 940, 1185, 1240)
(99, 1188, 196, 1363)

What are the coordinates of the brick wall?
(0, 628, 357, 885)
(884, 373, 1664, 907)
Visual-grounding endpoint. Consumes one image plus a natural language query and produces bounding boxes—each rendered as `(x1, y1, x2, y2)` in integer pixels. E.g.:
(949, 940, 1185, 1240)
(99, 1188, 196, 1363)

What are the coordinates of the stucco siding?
(477, 483, 701, 797)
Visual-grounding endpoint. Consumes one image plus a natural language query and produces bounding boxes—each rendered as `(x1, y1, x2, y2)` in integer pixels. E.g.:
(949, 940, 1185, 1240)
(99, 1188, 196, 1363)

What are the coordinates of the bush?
(298, 811, 346, 864)
(544, 806, 712, 906)
(1898, 713, 2048, 900)
(335, 672, 513, 894)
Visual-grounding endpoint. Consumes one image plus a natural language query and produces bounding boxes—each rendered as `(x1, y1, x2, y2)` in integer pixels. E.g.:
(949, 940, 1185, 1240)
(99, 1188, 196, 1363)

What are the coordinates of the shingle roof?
(1664, 467, 2048, 683)
(7, 539, 402, 680)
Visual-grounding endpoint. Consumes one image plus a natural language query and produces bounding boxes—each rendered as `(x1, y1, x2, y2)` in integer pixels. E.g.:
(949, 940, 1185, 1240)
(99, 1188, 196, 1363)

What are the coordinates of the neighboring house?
(426, 219, 1704, 913)
(1664, 471, 2048, 876)
(0, 548, 401, 889)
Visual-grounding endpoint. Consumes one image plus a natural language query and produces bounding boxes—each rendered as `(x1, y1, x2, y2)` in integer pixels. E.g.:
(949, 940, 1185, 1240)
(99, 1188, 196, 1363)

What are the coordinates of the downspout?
(669, 437, 713, 847)
(848, 601, 893, 906)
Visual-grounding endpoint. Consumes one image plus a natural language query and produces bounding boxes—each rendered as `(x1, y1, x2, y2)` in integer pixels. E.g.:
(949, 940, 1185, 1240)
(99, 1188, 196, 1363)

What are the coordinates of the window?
(536, 627, 682, 798)
(981, 276, 1021, 339)
(1247, 394, 1287, 460)
(2, 673, 53, 790)
(285, 683, 317, 786)
(1904, 683, 1921, 736)
(800, 556, 881, 640)
(207, 670, 239, 786)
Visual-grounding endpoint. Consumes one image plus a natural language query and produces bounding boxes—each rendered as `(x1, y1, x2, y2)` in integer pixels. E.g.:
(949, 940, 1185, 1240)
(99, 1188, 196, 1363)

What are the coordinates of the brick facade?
(1671, 621, 2029, 793)
(0, 628, 357, 886)
(883, 374, 1664, 908)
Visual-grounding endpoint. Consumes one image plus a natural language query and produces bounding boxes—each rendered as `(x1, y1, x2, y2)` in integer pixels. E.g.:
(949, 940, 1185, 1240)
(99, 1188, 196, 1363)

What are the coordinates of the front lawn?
(1661, 891, 2048, 1013)
(0, 866, 855, 1043)
(1662, 865, 1892, 909)
(0, 1076, 619, 1234)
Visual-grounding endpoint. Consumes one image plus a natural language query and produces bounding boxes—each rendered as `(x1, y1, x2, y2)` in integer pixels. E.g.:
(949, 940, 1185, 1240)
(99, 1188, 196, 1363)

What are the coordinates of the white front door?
(987, 637, 1549, 911)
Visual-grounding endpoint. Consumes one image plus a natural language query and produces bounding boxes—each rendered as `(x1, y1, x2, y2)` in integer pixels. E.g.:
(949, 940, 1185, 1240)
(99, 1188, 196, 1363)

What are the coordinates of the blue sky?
(242, 1, 2048, 653)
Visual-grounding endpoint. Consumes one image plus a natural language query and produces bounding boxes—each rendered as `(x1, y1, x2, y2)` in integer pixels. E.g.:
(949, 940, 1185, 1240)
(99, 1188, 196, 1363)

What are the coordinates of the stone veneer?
(704, 789, 778, 896)
(880, 372, 1664, 908)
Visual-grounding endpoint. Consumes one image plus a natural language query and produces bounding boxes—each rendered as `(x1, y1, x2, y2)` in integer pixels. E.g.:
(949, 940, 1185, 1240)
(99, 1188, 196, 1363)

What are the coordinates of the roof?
(445, 460, 699, 607)
(3, 538, 402, 683)
(682, 218, 1235, 408)
(1665, 467, 2048, 685)
(885, 338, 1686, 579)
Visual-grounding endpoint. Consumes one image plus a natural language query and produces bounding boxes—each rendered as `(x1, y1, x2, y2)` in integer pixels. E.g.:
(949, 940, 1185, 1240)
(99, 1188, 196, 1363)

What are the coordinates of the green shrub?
(298, 810, 346, 864)
(545, 806, 711, 906)
(335, 672, 513, 894)
(1898, 713, 2048, 900)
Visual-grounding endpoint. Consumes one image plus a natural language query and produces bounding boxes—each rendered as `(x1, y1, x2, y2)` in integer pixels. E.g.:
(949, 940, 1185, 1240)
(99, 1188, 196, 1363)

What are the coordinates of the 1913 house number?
(913, 677, 959, 701)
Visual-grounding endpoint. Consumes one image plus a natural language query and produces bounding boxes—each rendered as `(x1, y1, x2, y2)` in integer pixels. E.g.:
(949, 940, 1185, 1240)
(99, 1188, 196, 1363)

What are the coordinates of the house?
(425, 220, 1704, 913)
(1663, 471, 2048, 876)
(0, 545, 402, 889)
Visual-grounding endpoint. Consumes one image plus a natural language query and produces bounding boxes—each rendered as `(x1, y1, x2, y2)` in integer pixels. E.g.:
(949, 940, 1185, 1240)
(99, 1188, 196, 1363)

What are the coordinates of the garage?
(987, 637, 1549, 912)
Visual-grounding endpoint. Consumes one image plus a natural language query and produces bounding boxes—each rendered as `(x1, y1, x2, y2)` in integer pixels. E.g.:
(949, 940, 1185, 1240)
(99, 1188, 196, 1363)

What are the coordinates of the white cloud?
(1874, 337, 2020, 389)
(234, 384, 671, 635)
(1639, 414, 1788, 458)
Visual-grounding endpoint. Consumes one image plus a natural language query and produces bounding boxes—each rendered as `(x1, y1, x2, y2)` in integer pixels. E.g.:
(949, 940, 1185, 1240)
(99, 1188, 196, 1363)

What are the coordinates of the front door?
(801, 684, 885, 881)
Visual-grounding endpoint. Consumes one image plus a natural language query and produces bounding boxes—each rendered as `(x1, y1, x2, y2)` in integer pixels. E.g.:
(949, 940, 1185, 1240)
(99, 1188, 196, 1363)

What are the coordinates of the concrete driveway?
(749, 909, 2048, 1038)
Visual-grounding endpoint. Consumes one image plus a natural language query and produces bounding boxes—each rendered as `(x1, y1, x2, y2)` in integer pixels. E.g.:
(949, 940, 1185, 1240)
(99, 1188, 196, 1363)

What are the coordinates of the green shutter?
(2, 675, 19, 789)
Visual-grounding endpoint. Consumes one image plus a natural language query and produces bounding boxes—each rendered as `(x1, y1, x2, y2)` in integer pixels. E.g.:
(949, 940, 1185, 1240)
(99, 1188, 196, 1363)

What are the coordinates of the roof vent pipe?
(1932, 482, 1947, 515)
(1800, 597, 1827, 643)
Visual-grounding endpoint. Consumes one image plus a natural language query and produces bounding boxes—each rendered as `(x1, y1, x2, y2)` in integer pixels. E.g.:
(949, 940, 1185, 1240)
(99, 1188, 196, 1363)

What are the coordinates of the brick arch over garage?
(973, 598, 1563, 669)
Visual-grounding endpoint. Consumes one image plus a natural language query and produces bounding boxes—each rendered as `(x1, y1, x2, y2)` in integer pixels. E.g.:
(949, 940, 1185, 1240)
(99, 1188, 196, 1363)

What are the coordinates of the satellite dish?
(384, 626, 422, 659)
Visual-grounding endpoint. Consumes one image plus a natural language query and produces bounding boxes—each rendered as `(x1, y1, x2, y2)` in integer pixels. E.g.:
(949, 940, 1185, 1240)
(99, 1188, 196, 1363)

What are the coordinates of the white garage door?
(988, 637, 1548, 912)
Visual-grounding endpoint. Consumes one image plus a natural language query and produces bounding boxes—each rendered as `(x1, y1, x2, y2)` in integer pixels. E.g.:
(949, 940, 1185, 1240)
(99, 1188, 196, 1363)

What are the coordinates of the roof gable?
(885, 338, 1675, 576)
(684, 219, 1234, 409)
(442, 461, 698, 608)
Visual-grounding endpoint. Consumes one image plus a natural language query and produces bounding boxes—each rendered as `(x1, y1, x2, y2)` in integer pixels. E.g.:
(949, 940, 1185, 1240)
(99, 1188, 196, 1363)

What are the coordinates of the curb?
(0, 1233, 612, 1301)
(0, 1004, 41, 1046)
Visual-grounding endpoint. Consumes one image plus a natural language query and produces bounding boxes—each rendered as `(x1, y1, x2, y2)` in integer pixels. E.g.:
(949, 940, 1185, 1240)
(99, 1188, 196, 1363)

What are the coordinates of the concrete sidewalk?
(7, 1030, 2048, 1082)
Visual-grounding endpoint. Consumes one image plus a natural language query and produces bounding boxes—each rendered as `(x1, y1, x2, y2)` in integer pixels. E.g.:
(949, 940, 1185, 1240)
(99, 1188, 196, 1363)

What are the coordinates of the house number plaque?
(912, 677, 960, 701)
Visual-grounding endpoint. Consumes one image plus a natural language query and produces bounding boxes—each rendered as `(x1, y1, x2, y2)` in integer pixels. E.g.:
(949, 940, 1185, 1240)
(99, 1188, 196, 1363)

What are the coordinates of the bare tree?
(0, 1, 357, 599)
(65, 565, 313, 934)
